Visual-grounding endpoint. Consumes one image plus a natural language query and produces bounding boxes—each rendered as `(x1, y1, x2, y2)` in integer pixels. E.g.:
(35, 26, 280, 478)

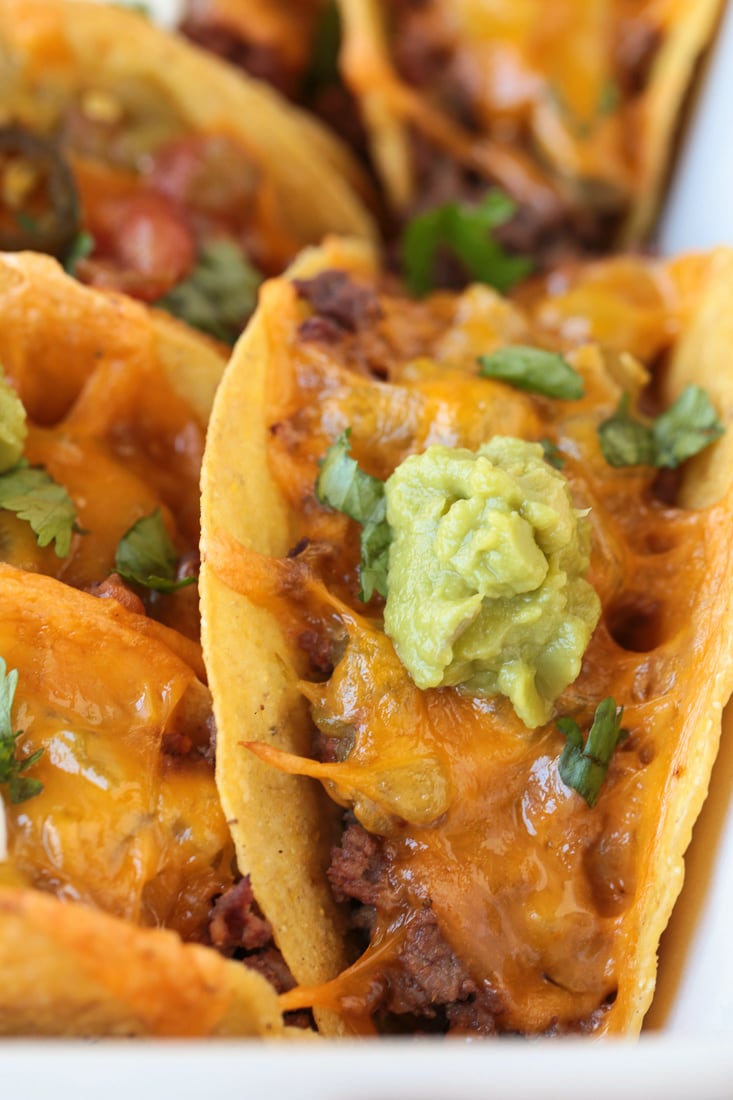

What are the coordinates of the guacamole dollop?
(0, 368, 26, 474)
(383, 438, 600, 729)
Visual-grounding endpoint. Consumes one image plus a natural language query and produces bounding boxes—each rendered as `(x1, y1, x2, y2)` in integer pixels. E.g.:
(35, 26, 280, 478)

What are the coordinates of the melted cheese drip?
(1, 578, 234, 938)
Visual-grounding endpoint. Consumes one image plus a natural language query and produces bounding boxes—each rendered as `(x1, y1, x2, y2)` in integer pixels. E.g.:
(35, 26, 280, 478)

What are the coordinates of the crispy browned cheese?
(0, 253, 284, 1037)
(201, 237, 733, 1036)
(336, 0, 722, 253)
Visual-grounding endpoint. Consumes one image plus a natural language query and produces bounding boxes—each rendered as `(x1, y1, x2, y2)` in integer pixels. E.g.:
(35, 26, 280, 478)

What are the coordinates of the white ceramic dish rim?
(5, 2, 733, 1094)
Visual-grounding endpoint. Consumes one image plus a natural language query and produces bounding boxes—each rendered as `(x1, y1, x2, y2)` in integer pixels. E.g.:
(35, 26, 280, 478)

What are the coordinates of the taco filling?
(337, 0, 722, 257)
(0, 0, 374, 342)
(201, 240, 733, 1036)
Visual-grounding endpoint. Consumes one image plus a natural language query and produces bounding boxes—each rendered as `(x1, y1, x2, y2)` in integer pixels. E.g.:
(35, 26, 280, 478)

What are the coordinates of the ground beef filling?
(328, 821, 501, 1034)
(207, 876, 312, 1026)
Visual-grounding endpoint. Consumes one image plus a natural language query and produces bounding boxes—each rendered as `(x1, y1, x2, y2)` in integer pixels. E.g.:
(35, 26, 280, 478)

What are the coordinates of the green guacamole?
(383, 438, 600, 729)
(0, 369, 26, 474)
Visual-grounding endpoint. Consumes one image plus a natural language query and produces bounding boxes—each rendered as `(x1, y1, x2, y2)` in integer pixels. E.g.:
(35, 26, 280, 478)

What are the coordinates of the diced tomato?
(147, 133, 259, 221)
(81, 192, 196, 301)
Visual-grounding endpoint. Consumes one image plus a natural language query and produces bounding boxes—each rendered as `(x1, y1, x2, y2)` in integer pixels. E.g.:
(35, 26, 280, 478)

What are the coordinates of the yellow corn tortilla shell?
(336, 0, 722, 246)
(0, 0, 376, 256)
(0, 886, 284, 1037)
(200, 242, 378, 1037)
(201, 238, 733, 1035)
(0, 254, 286, 1037)
(0, 249, 225, 427)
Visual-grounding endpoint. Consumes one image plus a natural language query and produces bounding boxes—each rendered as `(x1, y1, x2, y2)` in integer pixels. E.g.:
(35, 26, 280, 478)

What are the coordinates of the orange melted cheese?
(213, 255, 730, 1032)
(0, 567, 235, 940)
(0, 298, 206, 640)
(0, 256, 233, 943)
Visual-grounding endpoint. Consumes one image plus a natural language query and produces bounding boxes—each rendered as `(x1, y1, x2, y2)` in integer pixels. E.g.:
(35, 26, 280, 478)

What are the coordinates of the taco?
(0, 0, 376, 342)
(200, 236, 733, 1036)
(177, 0, 370, 183)
(335, 0, 722, 257)
(0, 252, 285, 1036)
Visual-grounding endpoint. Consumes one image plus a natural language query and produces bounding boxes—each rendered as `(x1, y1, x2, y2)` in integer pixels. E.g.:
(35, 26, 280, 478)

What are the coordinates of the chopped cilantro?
(557, 698, 627, 808)
(401, 190, 533, 297)
(63, 230, 95, 276)
(539, 438, 565, 470)
(0, 370, 78, 556)
(0, 658, 44, 805)
(478, 346, 584, 400)
(157, 239, 262, 345)
(316, 430, 390, 602)
(115, 509, 196, 594)
(598, 385, 724, 469)
(0, 460, 78, 557)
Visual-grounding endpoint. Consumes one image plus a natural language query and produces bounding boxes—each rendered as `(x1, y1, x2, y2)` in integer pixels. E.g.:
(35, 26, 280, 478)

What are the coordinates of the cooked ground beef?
(241, 945, 296, 993)
(209, 876, 273, 952)
(294, 270, 382, 333)
(388, 907, 480, 1015)
(329, 822, 385, 908)
(297, 314, 345, 345)
(328, 821, 500, 1032)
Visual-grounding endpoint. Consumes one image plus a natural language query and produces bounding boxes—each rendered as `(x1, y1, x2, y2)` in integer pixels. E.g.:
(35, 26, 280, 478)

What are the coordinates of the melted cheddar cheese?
(209, 251, 733, 1034)
(338, 0, 721, 245)
(0, 566, 236, 940)
(0, 253, 234, 947)
(0, 260, 210, 639)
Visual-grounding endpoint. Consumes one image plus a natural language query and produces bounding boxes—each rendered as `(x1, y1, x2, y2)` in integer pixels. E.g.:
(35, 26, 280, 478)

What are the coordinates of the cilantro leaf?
(653, 385, 725, 468)
(478, 346, 584, 400)
(539, 438, 565, 469)
(157, 239, 262, 345)
(0, 658, 44, 805)
(557, 698, 627, 808)
(597, 394, 656, 467)
(63, 230, 95, 276)
(402, 191, 533, 297)
(0, 460, 77, 557)
(115, 509, 196, 594)
(316, 430, 390, 602)
(599, 385, 723, 469)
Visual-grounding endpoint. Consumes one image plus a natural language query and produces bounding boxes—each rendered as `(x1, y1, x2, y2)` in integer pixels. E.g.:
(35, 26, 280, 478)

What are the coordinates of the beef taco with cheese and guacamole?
(0, 252, 290, 1037)
(201, 236, 733, 1036)
(0, 0, 375, 343)
(336, 0, 722, 263)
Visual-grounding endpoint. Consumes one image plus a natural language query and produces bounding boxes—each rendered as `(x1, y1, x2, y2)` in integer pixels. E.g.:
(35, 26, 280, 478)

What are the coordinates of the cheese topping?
(0, 254, 231, 940)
